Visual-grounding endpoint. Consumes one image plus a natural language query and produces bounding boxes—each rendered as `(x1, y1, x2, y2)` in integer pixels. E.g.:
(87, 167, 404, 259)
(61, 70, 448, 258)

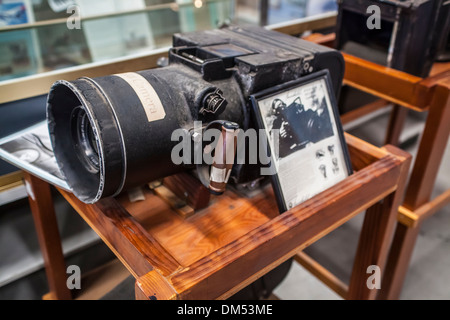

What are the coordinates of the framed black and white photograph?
(251, 70, 352, 213)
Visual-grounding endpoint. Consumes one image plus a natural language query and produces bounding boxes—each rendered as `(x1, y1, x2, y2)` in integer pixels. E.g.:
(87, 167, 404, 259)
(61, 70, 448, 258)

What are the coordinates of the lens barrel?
(47, 67, 244, 203)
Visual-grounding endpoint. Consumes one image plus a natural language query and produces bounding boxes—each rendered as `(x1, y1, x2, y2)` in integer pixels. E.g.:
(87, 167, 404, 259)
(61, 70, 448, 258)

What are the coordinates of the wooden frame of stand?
(301, 32, 450, 300)
(23, 133, 411, 300)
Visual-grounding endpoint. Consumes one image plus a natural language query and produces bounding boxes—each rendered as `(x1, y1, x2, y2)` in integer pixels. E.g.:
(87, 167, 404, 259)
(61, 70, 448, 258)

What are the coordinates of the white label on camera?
(115, 72, 166, 122)
(210, 167, 227, 183)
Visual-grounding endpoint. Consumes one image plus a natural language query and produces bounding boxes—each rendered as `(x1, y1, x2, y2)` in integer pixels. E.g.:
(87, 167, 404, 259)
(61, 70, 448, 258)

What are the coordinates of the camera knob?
(200, 89, 228, 115)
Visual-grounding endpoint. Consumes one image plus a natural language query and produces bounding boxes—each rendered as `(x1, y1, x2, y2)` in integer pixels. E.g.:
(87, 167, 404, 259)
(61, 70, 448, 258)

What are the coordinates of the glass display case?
(235, 0, 337, 26)
(0, 0, 234, 81)
(0, 0, 337, 82)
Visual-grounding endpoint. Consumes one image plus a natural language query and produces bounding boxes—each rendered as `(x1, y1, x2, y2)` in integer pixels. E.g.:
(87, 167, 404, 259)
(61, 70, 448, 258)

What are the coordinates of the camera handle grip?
(195, 121, 240, 195)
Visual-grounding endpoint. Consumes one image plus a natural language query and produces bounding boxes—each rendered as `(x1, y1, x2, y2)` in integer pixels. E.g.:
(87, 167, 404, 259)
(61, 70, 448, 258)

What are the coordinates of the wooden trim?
(136, 270, 178, 300)
(398, 189, 450, 228)
(342, 53, 427, 111)
(168, 154, 405, 299)
(294, 251, 348, 299)
(0, 171, 23, 192)
(414, 188, 450, 222)
(57, 192, 181, 279)
(23, 131, 410, 300)
(397, 206, 418, 229)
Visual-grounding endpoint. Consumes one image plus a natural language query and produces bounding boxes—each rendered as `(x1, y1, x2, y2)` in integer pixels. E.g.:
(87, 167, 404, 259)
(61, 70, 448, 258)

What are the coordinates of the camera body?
(47, 25, 345, 204)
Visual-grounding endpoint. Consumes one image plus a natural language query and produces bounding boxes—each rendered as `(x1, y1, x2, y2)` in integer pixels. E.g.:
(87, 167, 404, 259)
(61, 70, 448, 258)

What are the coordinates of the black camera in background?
(335, 0, 449, 78)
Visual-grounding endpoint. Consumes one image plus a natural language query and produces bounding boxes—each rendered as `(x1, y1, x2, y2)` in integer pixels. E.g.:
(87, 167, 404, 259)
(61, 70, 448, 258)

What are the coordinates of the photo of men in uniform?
(256, 76, 350, 211)
(265, 83, 334, 159)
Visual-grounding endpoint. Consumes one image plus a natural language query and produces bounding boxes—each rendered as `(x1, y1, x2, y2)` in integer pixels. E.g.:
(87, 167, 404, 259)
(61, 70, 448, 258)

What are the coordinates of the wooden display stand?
(302, 33, 450, 300)
(22, 29, 448, 300)
(23, 132, 411, 300)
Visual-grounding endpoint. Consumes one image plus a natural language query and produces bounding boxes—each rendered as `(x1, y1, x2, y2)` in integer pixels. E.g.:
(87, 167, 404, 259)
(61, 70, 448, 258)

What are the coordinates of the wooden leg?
(135, 270, 178, 300)
(404, 84, 450, 209)
(23, 172, 72, 300)
(379, 84, 450, 299)
(384, 104, 408, 146)
(347, 146, 411, 300)
(378, 222, 421, 300)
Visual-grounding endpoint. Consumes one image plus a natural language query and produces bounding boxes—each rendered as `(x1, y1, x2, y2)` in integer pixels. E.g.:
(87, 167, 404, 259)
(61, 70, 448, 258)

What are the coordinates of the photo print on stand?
(251, 70, 352, 213)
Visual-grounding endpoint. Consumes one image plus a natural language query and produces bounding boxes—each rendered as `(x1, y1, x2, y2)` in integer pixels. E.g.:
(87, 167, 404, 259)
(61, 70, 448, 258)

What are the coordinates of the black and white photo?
(0, 122, 70, 190)
(251, 71, 352, 212)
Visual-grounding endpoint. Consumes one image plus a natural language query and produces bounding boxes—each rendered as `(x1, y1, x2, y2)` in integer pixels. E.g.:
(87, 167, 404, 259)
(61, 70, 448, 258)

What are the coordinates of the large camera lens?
(47, 67, 245, 204)
(47, 79, 127, 203)
(71, 107, 100, 173)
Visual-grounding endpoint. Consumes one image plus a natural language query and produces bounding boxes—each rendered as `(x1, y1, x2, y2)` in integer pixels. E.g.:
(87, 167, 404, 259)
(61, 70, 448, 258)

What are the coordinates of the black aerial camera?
(47, 25, 344, 204)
